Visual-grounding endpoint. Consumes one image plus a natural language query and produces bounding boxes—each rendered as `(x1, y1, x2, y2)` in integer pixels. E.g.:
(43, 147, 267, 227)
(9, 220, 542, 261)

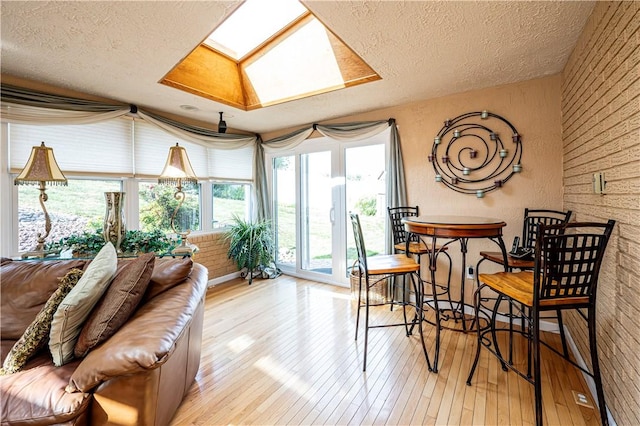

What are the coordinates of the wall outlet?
(466, 265, 475, 279)
(572, 390, 594, 408)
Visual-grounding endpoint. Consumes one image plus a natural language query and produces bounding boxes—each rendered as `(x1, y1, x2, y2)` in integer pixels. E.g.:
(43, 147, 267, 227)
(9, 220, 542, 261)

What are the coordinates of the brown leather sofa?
(0, 256, 208, 426)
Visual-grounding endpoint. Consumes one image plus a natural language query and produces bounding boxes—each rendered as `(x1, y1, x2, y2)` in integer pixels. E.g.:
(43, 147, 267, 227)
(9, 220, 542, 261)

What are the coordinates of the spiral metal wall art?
(429, 110, 523, 197)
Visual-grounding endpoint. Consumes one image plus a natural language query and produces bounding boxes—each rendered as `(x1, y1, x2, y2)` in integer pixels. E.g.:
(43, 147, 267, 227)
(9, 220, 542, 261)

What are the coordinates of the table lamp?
(158, 143, 198, 255)
(14, 141, 68, 258)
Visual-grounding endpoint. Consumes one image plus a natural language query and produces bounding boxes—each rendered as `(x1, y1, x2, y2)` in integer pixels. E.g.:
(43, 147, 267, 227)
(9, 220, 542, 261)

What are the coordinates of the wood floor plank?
(471, 350, 489, 426)
(434, 332, 467, 425)
(170, 275, 602, 425)
(447, 332, 476, 425)
(380, 343, 429, 425)
(508, 336, 524, 425)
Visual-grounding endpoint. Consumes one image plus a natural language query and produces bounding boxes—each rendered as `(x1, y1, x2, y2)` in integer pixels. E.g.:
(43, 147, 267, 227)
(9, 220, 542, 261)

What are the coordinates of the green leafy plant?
(355, 196, 377, 216)
(225, 215, 278, 284)
(47, 228, 175, 257)
(120, 229, 175, 255)
(49, 229, 106, 257)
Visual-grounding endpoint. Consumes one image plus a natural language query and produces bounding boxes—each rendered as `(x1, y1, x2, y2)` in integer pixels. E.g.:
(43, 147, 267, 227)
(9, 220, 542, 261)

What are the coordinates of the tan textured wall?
(266, 75, 565, 295)
(561, 2, 640, 424)
(188, 232, 237, 281)
(397, 76, 565, 294)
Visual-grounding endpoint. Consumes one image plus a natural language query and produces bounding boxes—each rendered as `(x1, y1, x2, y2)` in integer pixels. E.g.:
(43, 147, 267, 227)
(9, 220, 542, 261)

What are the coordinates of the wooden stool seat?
(394, 241, 447, 255)
(366, 254, 421, 275)
(478, 271, 590, 309)
(477, 208, 572, 272)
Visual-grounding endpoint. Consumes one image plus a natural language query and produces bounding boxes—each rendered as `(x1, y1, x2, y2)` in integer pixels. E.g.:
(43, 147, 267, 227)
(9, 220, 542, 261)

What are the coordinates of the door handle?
(329, 206, 335, 224)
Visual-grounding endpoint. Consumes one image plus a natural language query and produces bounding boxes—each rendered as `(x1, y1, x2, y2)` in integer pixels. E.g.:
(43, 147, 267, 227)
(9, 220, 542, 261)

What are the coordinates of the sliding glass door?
(270, 130, 388, 286)
(273, 155, 296, 270)
(300, 150, 335, 274)
(344, 144, 386, 270)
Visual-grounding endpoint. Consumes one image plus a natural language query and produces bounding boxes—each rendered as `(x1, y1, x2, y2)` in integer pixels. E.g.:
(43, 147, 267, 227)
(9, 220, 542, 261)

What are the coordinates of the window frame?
(211, 180, 253, 229)
(0, 121, 251, 257)
(264, 131, 390, 287)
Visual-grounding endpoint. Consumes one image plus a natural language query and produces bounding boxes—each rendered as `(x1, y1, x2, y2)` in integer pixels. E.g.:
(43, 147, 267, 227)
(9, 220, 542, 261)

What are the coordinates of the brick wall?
(561, 2, 640, 424)
(188, 231, 238, 281)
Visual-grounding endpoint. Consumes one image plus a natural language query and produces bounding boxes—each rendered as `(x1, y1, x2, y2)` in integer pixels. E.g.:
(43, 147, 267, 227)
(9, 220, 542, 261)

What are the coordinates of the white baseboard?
(207, 271, 242, 288)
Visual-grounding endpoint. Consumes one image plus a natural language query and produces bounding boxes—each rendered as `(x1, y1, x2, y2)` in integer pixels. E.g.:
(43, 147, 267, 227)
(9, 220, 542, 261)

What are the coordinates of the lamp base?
(172, 232, 198, 257)
(172, 244, 195, 256)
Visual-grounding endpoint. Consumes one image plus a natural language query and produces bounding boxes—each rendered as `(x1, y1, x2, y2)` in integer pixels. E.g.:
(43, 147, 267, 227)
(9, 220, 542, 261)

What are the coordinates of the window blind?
(9, 119, 133, 176)
(133, 120, 208, 179)
(208, 145, 254, 181)
(9, 118, 254, 182)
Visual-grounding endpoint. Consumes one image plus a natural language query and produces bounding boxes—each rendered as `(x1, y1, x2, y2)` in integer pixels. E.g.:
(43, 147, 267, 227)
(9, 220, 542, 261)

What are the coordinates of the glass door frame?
(266, 132, 390, 287)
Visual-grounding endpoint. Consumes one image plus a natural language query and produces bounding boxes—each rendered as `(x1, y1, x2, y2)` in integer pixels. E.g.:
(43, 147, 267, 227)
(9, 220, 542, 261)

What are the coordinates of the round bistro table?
(402, 215, 508, 372)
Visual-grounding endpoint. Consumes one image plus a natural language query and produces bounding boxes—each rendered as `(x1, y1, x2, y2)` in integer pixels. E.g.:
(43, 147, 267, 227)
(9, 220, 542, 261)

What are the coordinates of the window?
(138, 182, 201, 233)
(18, 179, 122, 252)
(133, 120, 209, 179)
(161, 0, 380, 109)
(273, 156, 296, 267)
(5, 117, 254, 256)
(212, 182, 251, 228)
(204, 0, 306, 60)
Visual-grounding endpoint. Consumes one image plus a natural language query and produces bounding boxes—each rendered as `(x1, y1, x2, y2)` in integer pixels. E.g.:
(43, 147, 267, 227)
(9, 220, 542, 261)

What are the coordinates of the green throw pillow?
(0, 268, 84, 375)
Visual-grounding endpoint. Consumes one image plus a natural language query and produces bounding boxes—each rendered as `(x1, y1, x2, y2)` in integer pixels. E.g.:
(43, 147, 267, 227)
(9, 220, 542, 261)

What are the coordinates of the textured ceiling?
(1, 1, 594, 134)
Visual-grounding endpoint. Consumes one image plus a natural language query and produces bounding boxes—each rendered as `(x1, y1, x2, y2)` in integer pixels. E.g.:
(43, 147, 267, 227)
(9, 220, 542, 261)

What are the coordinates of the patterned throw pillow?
(0, 268, 84, 375)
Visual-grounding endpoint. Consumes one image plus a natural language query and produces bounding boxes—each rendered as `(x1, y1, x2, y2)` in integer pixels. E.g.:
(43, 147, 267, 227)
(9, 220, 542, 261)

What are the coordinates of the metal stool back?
(521, 208, 573, 249)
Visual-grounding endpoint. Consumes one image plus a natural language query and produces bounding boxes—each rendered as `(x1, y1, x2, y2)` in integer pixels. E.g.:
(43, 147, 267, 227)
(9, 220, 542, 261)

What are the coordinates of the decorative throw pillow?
(74, 253, 155, 358)
(49, 242, 117, 366)
(0, 269, 84, 375)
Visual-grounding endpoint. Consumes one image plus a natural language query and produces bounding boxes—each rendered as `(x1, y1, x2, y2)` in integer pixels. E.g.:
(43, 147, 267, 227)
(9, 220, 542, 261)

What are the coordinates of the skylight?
(161, 0, 381, 110)
(244, 17, 343, 106)
(204, 0, 307, 60)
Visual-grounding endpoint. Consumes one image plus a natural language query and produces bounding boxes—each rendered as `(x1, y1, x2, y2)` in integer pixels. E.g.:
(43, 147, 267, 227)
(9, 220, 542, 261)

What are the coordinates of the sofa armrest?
(67, 264, 207, 393)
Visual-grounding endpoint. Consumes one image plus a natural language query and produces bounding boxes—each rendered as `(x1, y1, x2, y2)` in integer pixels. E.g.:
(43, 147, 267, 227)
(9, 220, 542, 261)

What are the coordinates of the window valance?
(2, 84, 408, 234)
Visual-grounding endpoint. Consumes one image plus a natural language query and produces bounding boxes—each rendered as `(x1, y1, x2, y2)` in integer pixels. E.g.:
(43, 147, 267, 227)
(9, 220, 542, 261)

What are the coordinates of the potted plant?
(47, 228, 175, 257)
(225, 215, 278, 284)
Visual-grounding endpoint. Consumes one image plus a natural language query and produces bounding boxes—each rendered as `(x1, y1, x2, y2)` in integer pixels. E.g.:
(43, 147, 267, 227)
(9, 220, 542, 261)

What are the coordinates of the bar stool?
(477, 208, 572, 272)
(350, 213, 430, 372)
(475, 208, 572, 362)
(467, 220, 615, 426)
(387, 206, 452, 310)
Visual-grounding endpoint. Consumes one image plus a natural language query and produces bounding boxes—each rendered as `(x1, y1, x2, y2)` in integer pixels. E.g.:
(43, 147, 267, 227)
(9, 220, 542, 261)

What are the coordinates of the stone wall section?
(188, 232, 238, 281)
(561, 2, 640, 424)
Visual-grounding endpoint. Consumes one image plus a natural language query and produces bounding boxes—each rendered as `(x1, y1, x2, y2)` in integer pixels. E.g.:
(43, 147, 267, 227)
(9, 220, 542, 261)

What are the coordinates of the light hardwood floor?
(171, 275, 601, 425)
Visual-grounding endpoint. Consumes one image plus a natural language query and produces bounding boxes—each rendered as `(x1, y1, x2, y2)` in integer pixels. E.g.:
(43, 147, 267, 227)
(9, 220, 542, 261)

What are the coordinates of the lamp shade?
(14, 142, 67, 186)
(158, 143, 198, 186)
